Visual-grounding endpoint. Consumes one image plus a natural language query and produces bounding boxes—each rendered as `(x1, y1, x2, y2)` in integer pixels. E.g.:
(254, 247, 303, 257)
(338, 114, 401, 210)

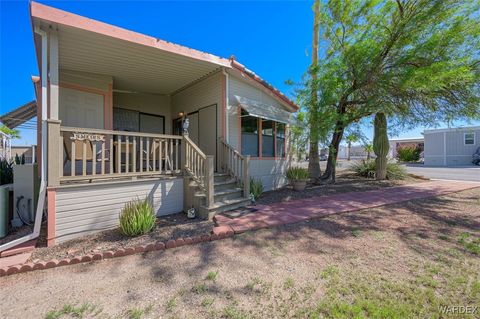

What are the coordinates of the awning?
(0, 100, 37, 129)
(234, 95, 299, 126)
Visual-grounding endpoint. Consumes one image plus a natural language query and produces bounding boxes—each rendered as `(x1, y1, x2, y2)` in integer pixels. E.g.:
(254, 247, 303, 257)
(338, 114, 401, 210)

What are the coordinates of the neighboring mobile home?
(423, 126, 480, 166)
(3, 2, 299, 245)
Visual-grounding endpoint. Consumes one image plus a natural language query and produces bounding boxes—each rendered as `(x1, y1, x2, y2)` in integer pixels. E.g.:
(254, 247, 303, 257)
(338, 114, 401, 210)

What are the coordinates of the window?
(262, 120, 275, 157)
(240, 110, 287, 158)
(464, 132, 475, 145)
(276, 123, 286, 157)
(241, 110, 259, 156)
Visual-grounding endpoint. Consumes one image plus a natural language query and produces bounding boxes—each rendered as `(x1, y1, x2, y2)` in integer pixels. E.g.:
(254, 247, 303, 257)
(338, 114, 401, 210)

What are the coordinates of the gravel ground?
(30, 213, 213, 263)
(1, 188, 478, 319)
(27, 172, 424, 263)
(255, 171, 425, 205)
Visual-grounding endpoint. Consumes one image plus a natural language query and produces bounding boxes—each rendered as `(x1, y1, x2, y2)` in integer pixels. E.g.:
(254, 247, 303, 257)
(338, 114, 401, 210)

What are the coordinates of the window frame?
(239, 110, 287, 159)
(464, 132, 475, 145)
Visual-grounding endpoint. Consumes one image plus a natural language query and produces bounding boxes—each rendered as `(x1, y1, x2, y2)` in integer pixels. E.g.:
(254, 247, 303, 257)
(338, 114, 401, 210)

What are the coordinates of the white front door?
(59, 87, 104, 129)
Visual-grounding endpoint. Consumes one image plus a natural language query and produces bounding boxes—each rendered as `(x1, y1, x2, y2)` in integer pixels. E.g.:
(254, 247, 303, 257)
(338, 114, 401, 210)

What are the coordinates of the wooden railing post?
(181, 135, 187, 175)
(243, 155, 250, 197)
(205, 155, 215, 207)
(47, 119, 62, 187)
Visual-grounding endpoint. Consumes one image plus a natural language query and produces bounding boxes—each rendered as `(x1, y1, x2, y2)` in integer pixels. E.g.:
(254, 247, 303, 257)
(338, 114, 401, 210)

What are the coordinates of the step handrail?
(183, 135, 214, 207)
(220, 138, 250, 197)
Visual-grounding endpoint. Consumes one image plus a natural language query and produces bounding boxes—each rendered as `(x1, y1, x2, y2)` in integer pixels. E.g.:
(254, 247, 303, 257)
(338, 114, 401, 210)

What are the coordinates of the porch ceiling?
(32, 19, 228, 95)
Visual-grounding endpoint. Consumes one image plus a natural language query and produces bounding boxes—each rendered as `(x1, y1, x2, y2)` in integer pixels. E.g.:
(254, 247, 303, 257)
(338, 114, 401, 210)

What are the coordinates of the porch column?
(47, 119, 62, 187)
(49, 28, 59, 120)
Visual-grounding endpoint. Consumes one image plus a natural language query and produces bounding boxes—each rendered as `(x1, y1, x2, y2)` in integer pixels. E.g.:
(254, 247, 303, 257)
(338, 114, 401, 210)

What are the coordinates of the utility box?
(13, 164, 39, 226)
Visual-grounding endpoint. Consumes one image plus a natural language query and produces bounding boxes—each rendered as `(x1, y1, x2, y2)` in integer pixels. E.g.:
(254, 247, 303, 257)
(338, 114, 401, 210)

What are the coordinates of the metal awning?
(0, 101, 37, 129)
(234, 95, 299, 126)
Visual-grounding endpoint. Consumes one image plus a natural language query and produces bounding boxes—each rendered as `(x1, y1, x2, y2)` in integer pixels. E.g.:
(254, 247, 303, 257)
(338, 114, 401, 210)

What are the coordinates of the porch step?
(214, 173, 230, 183)
(214, 179, 238, 191)
(195, 187, 243, 202)
(199, 197, 252, 220)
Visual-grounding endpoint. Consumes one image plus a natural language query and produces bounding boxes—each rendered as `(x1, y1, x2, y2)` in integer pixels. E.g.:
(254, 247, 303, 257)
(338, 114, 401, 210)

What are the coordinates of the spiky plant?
(373, 113, 389, 180)
(119, 198, 156, 236)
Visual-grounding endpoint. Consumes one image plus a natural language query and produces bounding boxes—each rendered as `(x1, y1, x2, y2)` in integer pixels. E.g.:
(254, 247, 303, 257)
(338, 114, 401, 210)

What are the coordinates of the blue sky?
(1, 0, 478, 146)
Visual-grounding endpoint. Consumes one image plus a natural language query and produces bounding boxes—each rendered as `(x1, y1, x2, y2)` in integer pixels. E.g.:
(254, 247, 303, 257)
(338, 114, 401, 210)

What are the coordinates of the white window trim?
(464, 132, 475, 145)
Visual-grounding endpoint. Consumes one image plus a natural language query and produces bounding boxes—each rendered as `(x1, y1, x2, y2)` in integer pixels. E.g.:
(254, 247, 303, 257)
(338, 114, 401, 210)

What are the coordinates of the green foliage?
(250, 178, 264, 200)
(396, 146, 421, 162)
(206, 271, 218, 281)
(350, 160, 407, 180)
(14, 153, 25, 165)
(119, 198, 156, 237)
(458, 232, 480, 255)
(296, 0, 480, 182)
(286, 166, 309, 181)
(0, 125, 20, 139)
(0, 158, 13, 185)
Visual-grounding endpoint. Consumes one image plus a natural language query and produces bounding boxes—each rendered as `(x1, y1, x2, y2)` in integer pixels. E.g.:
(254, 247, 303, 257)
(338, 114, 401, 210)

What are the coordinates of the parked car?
(472, 147, 480, 166)
(319, 154, 328, 161)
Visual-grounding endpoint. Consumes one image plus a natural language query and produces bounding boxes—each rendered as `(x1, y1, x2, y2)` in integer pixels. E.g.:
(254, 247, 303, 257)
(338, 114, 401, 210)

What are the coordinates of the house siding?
(227, 75, 293, 191)
(424, 128, 480, 166)
(54, 178, 183, 243)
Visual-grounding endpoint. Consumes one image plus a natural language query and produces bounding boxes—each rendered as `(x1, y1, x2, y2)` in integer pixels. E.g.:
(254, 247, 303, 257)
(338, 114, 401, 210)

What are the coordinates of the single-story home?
(2, 2, 299, 245)
(423, 126, 480, 166)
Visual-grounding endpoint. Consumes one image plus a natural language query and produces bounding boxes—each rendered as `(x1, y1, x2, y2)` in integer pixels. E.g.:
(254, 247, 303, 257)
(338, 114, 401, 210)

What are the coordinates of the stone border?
(0, 226, 234, 277)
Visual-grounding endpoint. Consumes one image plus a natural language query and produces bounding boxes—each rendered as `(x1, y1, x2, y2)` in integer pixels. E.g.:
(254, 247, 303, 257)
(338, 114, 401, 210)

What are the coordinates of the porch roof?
(0, 101, 37, 129)
(30, 2, 230, 95)
(234, 95, 299, 126)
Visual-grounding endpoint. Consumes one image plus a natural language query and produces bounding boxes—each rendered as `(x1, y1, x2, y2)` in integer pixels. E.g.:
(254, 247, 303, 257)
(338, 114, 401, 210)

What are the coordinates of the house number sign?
(70, 132, 105, 142)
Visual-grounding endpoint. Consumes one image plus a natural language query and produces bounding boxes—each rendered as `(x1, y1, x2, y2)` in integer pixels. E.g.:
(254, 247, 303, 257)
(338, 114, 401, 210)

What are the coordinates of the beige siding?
(60, 69, 112, 92)
(171, 71, 223, 135)
(249, 159, 289, 191)
(55, 178, 183, 243)
(113, 92, 172, 133)
(424, 129, 480, 166)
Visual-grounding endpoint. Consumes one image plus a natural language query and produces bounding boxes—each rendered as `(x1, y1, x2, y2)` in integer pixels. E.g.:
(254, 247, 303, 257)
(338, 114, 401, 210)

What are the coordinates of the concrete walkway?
(214, 180, 480, 234)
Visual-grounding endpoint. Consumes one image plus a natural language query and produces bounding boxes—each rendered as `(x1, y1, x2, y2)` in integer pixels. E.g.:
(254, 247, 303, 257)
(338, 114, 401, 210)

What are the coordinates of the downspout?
(0, 27, 47, 252)
(222, 68, 229, 143)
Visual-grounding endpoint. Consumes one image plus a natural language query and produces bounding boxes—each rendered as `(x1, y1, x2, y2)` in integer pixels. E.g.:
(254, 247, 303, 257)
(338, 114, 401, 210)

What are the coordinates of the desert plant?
(373, 112, 389, 180)
(119, 198, 156, 236)
(350, 160, 407, 180)
(286, 166, 309, 181)
(250, 178, 263, 201)
(14, 153, 25, 165)
(397, 146, 421, 162)
(0, 158, 13, 185)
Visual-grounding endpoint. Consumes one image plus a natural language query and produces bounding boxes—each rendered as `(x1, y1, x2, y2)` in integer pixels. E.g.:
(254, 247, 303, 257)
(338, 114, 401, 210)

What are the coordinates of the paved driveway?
(404, 164, 480, 182)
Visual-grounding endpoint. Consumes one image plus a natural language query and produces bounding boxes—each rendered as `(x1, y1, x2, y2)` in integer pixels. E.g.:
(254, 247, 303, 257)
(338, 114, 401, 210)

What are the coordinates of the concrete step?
(214, 173, 230, 183)
(214, 179, 239, 191)
(194, 187, 243, 202)
(199, 197, 251, 220)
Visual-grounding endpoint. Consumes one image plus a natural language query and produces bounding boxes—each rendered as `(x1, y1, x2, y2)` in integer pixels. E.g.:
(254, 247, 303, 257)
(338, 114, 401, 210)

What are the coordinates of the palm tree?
(364, 143, 373, 160)
(345, 133, 359, 161)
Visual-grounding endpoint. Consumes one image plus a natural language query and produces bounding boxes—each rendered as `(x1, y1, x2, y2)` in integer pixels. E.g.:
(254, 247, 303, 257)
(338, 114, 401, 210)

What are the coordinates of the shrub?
(119, 198, 156, 236)
(286, 166, 309, 181)
(250, 178, 263, 200)
(0, 158, 13, 185)
(350, 160, 407, 180)
(396, 146, 421, 162)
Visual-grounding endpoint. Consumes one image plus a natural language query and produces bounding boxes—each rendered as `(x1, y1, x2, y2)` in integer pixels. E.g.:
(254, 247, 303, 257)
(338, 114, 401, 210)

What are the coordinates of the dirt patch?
(0, 225, 32, 246)
(30, 212, 213, 263)
(0, 189, 478, 318)
(256, 171, 425, 205)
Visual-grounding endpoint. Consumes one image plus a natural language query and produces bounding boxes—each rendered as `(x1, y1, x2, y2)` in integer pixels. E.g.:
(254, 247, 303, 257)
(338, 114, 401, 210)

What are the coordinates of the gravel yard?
(1, 188, 478, 319)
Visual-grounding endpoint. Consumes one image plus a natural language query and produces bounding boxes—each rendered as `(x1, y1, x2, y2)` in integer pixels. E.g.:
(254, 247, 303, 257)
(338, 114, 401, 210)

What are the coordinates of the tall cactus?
(373, 112, 389, 180)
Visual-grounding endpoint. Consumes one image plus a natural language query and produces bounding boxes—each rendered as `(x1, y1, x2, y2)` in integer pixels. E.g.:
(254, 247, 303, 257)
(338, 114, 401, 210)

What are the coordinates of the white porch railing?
(220, 138, 250, 197)
(183, 135, 214, 207)
(57, 126, 182, 182)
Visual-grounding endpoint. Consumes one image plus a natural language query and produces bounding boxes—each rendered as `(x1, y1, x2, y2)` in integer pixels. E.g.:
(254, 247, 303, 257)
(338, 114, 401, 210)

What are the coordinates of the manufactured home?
(1, 2, 298, 245)
(423, 126, 480, 166)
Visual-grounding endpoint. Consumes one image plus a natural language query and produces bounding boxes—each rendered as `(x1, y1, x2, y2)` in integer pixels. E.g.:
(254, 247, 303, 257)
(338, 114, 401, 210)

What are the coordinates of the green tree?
(345, 132, 360, 161)
(0, 125, 20, 139)
(363, 142, 373, 160)
(307, 0, 480, 183)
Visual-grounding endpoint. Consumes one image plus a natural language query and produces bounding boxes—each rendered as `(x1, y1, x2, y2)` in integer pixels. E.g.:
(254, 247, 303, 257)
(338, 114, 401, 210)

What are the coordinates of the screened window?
(276, 123, 286, 157)
(464, 133, 475, 145)
(262, 120, 275, 157)
(241, 110, 259, 156)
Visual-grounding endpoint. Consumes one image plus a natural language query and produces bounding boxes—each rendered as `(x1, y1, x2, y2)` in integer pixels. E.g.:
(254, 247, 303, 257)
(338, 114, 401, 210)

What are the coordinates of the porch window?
(276, 123, 286, 157)
(464, 132, 475, 145)
(261, 120, 275, 157)
(241, 110, 259, 156)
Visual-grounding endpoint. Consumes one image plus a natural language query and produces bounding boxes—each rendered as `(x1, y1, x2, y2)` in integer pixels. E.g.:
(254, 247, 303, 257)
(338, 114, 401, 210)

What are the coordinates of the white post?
(49, 28, 59, 120)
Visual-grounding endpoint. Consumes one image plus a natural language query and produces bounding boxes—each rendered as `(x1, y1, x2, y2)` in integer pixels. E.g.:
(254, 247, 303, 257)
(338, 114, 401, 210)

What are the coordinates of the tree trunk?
(347, 141, 351, 161)
(367, 151, 371, 160)
(307, 0, 321, 181)
(320, 122, 345, 183)
(373, 112, 389, 180)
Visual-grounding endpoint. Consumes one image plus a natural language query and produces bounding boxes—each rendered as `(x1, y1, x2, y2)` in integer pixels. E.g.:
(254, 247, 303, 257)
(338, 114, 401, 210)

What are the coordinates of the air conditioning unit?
(13, 164, 39, 227)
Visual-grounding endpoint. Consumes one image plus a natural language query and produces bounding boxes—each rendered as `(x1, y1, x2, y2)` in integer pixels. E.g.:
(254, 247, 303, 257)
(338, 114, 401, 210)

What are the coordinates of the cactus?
(373, 112, 389, 180)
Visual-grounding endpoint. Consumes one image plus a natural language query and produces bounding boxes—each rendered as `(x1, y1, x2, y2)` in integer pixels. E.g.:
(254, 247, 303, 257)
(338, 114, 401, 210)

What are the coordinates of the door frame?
(172, 103, 218, 170)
